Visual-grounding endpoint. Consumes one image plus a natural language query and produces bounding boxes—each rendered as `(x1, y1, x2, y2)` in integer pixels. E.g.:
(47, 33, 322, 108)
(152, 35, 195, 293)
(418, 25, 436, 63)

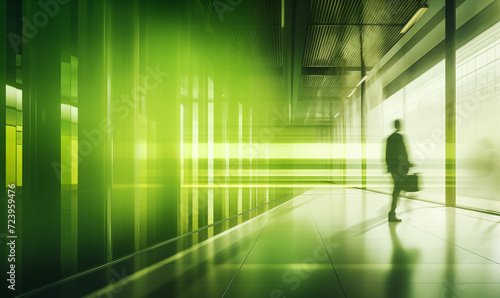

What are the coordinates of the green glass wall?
(0, 0, 335, 295)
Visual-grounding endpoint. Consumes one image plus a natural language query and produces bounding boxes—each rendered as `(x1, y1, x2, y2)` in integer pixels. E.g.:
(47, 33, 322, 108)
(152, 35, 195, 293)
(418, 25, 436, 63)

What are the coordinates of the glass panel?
(366, 61, 446, 204)
(456, 20, 500, 212)
(405, 61, 446, 203)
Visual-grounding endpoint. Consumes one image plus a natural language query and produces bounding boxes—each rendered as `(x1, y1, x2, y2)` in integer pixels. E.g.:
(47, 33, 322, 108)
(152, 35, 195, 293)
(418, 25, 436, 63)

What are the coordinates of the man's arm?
(400, 135, 412, 166)
(385, 138, 390, 166)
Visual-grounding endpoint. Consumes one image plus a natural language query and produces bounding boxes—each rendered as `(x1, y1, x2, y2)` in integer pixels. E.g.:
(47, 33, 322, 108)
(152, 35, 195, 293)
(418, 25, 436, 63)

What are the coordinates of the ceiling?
(200, 0, 426, 124)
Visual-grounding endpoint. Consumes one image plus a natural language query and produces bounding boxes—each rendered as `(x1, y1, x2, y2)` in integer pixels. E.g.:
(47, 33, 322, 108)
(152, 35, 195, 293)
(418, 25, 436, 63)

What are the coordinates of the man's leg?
(390, 184, 400, 213)
(389, 172, 403, 221)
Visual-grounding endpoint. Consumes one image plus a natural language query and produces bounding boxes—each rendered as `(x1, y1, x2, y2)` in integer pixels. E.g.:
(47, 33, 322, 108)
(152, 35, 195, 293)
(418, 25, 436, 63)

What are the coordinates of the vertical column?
(192, 76, 199, 233)
(213, 73, 224, 233)
(181, 98, 193, 235)
(241, 103, 250, 219)
(147, 0, 180, 243)
(198, 63, 207, 240)
(136, 0, 149, 251)
(360, 26, 367, 190)
(228, 93, 239, 223)
(178, 100, 187, 236)
(108, 0, 138, 259)
(22, 0, 62, 288)
(249, 106, 255, 210)
(342, 98, 347, 185)
(59, 0, 77, 276)
(238, 102, 244, 219)
(223, 93, 230, 227)
(77, 0, 109, 267)
(445, 0, 456, 207)
(207, 76, 214, 236)
(255, 109, 265, 207)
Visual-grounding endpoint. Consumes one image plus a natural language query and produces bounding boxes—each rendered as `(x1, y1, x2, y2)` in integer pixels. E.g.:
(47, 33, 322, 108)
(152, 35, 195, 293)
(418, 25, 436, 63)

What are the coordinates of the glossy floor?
(30, 188, 500, 297)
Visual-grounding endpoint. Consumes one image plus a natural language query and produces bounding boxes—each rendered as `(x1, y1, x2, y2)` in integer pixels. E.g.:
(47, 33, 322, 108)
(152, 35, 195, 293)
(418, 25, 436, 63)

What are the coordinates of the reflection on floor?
(30, 188, 500, 297)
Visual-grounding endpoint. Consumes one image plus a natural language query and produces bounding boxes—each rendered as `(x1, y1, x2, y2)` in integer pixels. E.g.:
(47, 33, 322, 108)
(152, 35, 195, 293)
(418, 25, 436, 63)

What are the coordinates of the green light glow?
(5, 85, 22, 186)
(3, 0, 500, 296)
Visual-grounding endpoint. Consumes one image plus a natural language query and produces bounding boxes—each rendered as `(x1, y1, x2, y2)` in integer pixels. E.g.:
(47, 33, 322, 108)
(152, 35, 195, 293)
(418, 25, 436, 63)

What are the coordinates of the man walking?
(385, 119, 411, 222)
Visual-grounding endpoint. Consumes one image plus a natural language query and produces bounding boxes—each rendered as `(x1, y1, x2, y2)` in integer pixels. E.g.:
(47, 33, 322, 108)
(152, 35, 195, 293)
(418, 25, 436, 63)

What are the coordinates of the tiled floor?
(30, 188, 500, 297)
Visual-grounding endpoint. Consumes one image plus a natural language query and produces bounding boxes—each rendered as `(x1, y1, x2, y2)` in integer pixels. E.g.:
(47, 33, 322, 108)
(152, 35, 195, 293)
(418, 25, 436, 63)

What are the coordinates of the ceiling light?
(401, 4, 429, 34)
(347, 76, 368, 98)
(356, 76, 368, 87)
(347, 88, 357, 98)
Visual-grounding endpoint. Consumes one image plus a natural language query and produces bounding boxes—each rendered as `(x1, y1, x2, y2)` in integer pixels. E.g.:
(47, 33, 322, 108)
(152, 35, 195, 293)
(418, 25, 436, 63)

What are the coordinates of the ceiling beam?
(209, 23, 281, 26)
(308, 24, 405, 27)
(302, 67, 372, 76)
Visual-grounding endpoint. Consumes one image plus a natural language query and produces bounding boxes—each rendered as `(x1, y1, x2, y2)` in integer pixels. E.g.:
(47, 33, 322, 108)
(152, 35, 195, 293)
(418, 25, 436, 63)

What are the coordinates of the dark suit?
(386, 132, 410, 216)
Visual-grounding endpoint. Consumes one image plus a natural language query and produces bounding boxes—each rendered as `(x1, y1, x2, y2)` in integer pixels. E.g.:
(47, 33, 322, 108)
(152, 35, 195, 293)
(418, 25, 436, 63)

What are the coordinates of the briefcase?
(404, 173, 419, 192)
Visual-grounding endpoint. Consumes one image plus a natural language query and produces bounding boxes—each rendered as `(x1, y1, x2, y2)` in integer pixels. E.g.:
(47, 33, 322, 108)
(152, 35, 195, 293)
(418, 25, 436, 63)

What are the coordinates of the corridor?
(28, 188, 500, 298)
(4, 1, 500, 297)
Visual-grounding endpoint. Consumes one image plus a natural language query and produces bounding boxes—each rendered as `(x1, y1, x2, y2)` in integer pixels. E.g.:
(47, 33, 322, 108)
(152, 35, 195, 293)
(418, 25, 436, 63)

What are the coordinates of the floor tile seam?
(221, 206, 282, 297)
(307, 202, 347, 298)
(405, 221, 500, 266)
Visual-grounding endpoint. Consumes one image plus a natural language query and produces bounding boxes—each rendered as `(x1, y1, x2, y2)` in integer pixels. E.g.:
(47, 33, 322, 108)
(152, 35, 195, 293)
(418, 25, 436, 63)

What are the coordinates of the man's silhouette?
(385, 119, 411, 222)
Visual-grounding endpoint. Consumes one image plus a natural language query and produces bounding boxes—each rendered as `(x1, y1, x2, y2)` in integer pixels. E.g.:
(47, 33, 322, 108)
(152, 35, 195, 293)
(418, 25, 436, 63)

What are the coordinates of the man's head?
(394, 119, 402, 131)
